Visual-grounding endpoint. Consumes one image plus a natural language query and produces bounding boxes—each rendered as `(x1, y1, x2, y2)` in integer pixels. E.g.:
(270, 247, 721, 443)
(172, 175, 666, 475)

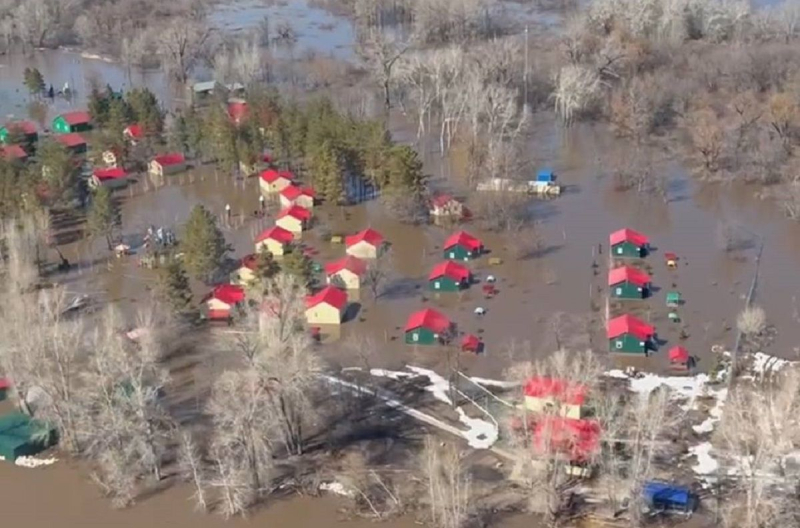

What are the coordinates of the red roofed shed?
(608, 266, 651, 299)
(533, 416, 601, 463)
(444, 231, 483, 261)
(405, 308, 452, 345)
(1, 144, 28, 161)
(609, 228, 649, 258)
(608, 314, 654, 354)
(429, 261, 471, 291)
(204, 284, 245, 321)
(346, 228, 385, 259)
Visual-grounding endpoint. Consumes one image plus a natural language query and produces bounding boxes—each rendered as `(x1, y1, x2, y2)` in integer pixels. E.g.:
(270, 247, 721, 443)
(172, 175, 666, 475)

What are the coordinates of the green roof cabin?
(608, 266, 651, 300)
(0, 411, 57, 461)
(609, 228, 649, 258)
(443, 230, 483, 261)
(428, 261, 471, 292)
(52, 111, 92, 134)
(0, 120, 38, 145)
(607, 314, 654, 354)
(405, 308, 453, 345)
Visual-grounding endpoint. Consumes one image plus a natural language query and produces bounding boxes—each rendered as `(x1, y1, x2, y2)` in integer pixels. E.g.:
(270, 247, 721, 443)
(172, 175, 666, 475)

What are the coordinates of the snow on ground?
(320, 481, 355, 498)
(688, 442, 719, 478)
(751, 352, 793, 375)
(455, 408, 499, 449)
(406, 366, 453, 405)
(469, 377, 518, 389)
(370, 368, 415, 381)
(14, 456, 58, 468)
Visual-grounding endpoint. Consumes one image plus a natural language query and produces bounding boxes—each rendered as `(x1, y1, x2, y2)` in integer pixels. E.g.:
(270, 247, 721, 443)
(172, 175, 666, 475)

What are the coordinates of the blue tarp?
(536, 169, 555, 183)
(642, 481, 696, 512)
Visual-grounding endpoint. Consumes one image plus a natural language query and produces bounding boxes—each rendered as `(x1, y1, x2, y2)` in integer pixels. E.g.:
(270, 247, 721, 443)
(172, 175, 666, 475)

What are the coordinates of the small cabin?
(305, 286, 348, 326)
(532, 416, 600, 477)
(149, 153, 186, 177)
(53, 111, 91, 134)
(0, 120, 38, 145)
(430, 194, 465, 218)
(254, 226, 294, 256)
(230, 254, 259, 286)
(275, 205, 312, 237)
(55, 133, 88, 154)
(91, 167, 128, 190)
(524, 377, 588, 419)
(228, 100, 248, 125)
(532, 169, 561, 196)
(259, 169, 294, 194)
(325, 255, 367, 290)
(345, 228, 385, 259)
(280, 185, 316, 210)
(608, 266, 651, 300)
(404, 308, 453, 345)
(428, 261, 471, 292)
(607, 314, 654, 354)
(0, 145, 28, 163)
(123, 124, 143, 144)
(609, 228, 649, 258)
(443, 231, 483, 261)
(203, 284, 245, 321)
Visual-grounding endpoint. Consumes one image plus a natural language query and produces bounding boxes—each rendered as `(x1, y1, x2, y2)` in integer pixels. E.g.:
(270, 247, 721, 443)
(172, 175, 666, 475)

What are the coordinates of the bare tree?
(177, 429, 208, 511)
(737, 305, 766, 336)
(157, 18, 211, 83)
(358, 29, 412, 110)
(363, 256, 391, 303)
(553, 64, 601, 124)
(420, 436, 472, 528)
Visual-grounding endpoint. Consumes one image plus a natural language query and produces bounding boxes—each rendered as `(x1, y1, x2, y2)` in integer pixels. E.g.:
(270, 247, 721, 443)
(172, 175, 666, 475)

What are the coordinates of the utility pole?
(523, 25, 529, 107)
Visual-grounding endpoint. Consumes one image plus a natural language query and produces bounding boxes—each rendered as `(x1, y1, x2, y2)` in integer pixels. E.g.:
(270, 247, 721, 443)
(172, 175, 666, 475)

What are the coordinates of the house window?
(615, 287, 622, 295)
(412, 333, 419, 342)
(617, 247, 623, 254)
(449, 252, 455, 258)
(616, 340, 623, 349)
(435, 282, 440, 289)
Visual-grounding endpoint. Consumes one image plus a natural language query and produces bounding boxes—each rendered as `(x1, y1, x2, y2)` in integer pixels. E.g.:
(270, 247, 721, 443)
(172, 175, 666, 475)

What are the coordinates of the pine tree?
(23, 68, 44, 96)
(157, 260, 193, 314)
(280, 244, 313, 289)
(310, 141, 345, 204)
(205, 104, 238, 171)
(126, 88, 163, 135)
(37, 140, 77, 207)
(88, 87, 110, 126)
(181, 205, 229, 282)
(249, 249, 280, 294)
(385, 145, 425, 196)
(106, 97, 132, 138)
(361, 121, 391, 188)
(87, 186, 120, 250)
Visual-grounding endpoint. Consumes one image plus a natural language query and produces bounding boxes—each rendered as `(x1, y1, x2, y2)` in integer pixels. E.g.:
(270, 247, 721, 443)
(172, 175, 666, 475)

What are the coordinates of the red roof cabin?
(430, 194, 465, 219)
(55, 133, 88, 154)
(532, 416, 601, 477)
(53, 111, 91, 134)
(405, 308, 453, 345)
(668, 345, 691, 371)
(608, 266, 651, 300)
(203, 284, 245, 321)
(276, 205, 312, 237)
(255, 225, 295, 256)
(325, 255, 367, 290)
(91, 167, 128, 190)
(259, 168, 294, 194)
(228, 100, 249, 125)
(428, 261, 471, 292)
(443, 231, 483, 261)
(461, 334, 482, 353)
(279, 184, 316, 210)
(524, 376, 588, 419)
(609, 228, 649, 258)
(123, 124, 144, 143)
(149, 153, 186, 176)
(1, 144, 28, 162)
(305, 286, 348, 326)
(230, 254, 259, 286)
(0, 120, 38, 145)
(346, 228, 385, 259)
(608, 314, 654, 354)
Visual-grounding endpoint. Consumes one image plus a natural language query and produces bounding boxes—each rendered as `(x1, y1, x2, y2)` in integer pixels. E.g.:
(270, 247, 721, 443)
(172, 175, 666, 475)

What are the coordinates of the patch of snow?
(468, 377, 518, 389)
(751, 352, 792, 375)
(14, 456, 58, 468)
(455, 408, 498, 449)
(369, 368, 416, 381)
(407, 366, 453, 405)
(688, 442, 719, 477)
(693, 388, 727, 434)
(320, 481, 355, 498)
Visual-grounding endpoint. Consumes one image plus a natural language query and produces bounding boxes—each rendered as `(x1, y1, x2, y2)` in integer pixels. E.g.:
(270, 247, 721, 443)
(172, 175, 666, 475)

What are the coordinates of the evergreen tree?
(205, 104, 238, 171)
(286, 105, 308, 165)
(106, 97, 132, 137)
(168, 115, 190, 154)
(87, 186, 120, 250)
(385, 145, 426, 196)
(157, 260, 193, 314)
(309, 141, 345, 204)
(126, 88, 163, 134)
(23, 68, 45, 96)
(88, 87, 110, 126)
(181, 205, 229, 282)
(280, 244, 313, 289)
(361, 121, 392, 188)
(37, 141, 77, 207)
(249, 249, 280, 295)
(0, 160, 25, 219)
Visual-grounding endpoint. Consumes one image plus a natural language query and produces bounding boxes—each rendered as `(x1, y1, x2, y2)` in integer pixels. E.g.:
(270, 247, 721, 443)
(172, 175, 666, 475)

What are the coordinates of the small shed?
(305, 286, 348, 325)
(55, 133, 88, 154)
(0, 411, 57, 461)
(192, 81, 217, 96)
(203, 284, 245, 321)
(642, 481, 697, 514)
(255, 226, 295, 256)
(428, 261, 471, 292)
(609, 228, 649, 258)
(276, 205, 312, 237)
(668, 346, 691, 370)
(532, 169, 560, 195)
(430, 194, 465, 218)
(91, 167, 128, 190)
(532, 417, 600, 477)
(443, 231, 483, 261)
(53, 111, 91, 134)
(279, 184, 316, 210)
(665, 252, 678, 269)
(524, 377, 587, 419)
(607, 314, 654, 354)
(325, 255, 367, 290)
(0, 144, 28, 162)
(405, 308, 453, 345)
(666, 291, 682, 307)
(230, 254, 259, 286)
(228, 100, 249, 125)
(259, 169, 294, 194)
(461, 334, 482, 353)
(0, 120, 38, 145)
(123, 124, 143, 143)
(149, 153, 186, 176)
(608, 265, 651, 299)
(346, 228, 385, 259)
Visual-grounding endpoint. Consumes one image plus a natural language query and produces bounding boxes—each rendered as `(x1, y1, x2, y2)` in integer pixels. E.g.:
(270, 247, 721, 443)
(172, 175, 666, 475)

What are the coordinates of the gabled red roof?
(124, 124, 143, 138)
(668, 346, 689, 363)
(153, 153, 185, 166)
(260, 169, 294, 183)
(227, 101, 248, 124)
(239, 254, 259, 271)
(609, 228, 648, 247)
(346, 228, 384, 248)
(325, 255, 366, 277)
(3, 120, 37, 135)
(60, 111, 91, 125)
(429, 261, 471, 282)
(524, 376, 588, 405)
(608, 266, 650, 287)
(461, 334, 481, 351)
(255, 225, 294, 244)
(0, 377, 10, 390)
(405, 308, 451, 334)
(209, 284, 245, 305)
(1, 145, 27, 160)
(56, 133, 86, 148)
(93, 167, 127, 180)
(277, 204, 311, 221)
(281, 184, 316, 201)
(444, 231, 482, 252)
(432, 194, 459, 208)
(533, 417, 601, 462)
(306, 286, 348, 310)
(607, 314, 654, 340)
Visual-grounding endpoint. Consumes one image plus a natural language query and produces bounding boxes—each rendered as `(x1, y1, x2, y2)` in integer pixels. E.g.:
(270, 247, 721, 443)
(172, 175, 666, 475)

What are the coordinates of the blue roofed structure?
(642, 481, 697, 513)
(536, 169, 556, 183)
